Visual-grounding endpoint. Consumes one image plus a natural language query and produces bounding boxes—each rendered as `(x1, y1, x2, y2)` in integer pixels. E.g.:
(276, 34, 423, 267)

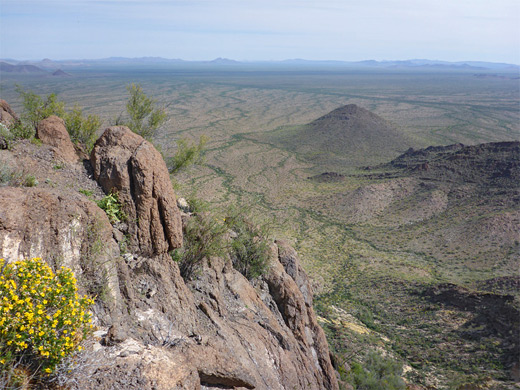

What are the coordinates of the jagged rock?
(276, 239, 313, 305)
(1, 128, 339, 389)
(36, 115, 78, 163)
(0, 187, 122, 323)
(90, 126, 182, 256)
(267, 242, 339, 390)
(0, 99, 18, 127)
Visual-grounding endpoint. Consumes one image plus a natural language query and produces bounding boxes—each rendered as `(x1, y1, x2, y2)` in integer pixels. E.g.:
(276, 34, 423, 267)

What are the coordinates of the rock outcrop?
(36, 115, 78, 163)
(91, 126, 183, 256)
(0, 110, 339, 389)
(0, 99, 18, 127)
(0, 187, 122, 323)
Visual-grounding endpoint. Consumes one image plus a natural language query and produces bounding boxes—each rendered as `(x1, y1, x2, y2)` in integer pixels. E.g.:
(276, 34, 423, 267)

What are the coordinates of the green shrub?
(124, 83, 167, 140)
(96, 192, 126, 224)
(64, 105, 102, 153)
(23, 174, 38, 187)
(15, 85, 66, 135)
(172, 211, 227, 279)
(348, 350, 405, 390)
(224, 209, 271, 280)
(13, 86, 102, 151)
(0, 257, 93, 385)
(168, 136, 207, 175)
(10, 120, 35, 140)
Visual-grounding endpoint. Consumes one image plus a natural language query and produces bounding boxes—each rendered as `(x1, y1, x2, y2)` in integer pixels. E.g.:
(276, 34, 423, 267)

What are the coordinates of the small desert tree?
(12, 85, 66, 138)
(124, 83, 167, 140)
(11, 86, 102, 151)
(168, 136, 207, 175)
(64, 105, 102, 153)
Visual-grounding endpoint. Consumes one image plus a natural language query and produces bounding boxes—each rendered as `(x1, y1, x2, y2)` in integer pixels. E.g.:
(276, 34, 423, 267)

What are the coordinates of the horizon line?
(1, 57, 519, 67)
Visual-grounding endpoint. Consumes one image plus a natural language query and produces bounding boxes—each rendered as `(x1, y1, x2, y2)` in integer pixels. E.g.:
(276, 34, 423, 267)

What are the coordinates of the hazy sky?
(1, 0, 519, 63)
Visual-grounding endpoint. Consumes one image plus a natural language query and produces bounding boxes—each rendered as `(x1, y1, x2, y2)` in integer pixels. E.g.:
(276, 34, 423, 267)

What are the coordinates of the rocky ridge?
(0, 101, 339, 389)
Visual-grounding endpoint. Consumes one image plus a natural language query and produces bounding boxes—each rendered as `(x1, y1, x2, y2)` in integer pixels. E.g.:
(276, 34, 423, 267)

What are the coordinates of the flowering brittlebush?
(0, 258, 93, 376)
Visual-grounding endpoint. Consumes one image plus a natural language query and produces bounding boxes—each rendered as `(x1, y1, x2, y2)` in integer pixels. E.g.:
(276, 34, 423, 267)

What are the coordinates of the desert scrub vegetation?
(11, 85, 102, 152)
(0, 123, 15, 149)
(224, 209, 271, 280)
(171, 200, 271, 280)
(116, 83, 167, 141)
(12, 85, 66, 139)
(96, 192, 126, 224)
(0, 164, 38, 188)
(63, 105, 102, 153)
(347, 350, 406, 390)
(168, 136, 207, 175)
(172, 209, 227, 279)
(0, 258, 93, 388)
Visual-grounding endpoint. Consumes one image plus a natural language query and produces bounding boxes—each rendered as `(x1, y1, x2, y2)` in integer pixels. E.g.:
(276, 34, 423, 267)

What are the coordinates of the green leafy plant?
(96, 192, 126, 224)
(168, 136, 207, 175)
(0, 257, 93, 386)
(172, 211, 227, 279)
(124, 83, 167, 140)
(78, 189, 93, 197)
(14, 85, 66, 138)
(12, 86, 102, 151)
(224, 209, 271, 280)
(23, 175, 38, 187)
(64, 105, 102, 153)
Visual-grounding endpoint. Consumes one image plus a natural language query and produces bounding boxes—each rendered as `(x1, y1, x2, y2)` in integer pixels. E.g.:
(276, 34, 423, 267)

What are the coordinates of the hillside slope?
(260, 104, 413, 168)
(322, 141, 520, 280)
(311, 141, 519, 388)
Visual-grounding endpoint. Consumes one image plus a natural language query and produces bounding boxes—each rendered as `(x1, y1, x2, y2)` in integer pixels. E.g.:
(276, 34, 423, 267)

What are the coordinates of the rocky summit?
(0, 101, 339, 390)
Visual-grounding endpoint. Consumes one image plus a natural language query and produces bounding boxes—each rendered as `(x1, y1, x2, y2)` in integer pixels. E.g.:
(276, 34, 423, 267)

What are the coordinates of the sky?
(0, 0, 519, 64)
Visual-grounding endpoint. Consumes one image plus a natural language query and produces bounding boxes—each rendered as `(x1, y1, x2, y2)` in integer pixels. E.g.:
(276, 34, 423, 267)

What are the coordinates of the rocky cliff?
(0, 102, 339, 390)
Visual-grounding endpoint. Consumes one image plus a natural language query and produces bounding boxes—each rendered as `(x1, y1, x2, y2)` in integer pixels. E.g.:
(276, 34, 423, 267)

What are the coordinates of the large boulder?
(0, 187, 122, 322)
(0, 99, 18, 127)
(36, 115, 78, 163)
(90, 126, 183, 256)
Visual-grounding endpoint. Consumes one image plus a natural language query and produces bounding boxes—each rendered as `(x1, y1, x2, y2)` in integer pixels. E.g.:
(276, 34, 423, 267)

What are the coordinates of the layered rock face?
(0, 112, 339, 389)
(90, 126, 183, 256)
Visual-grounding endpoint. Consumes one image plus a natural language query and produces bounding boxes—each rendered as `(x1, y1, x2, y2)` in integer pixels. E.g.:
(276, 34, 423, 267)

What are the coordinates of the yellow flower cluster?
(0, 258, 93, 375)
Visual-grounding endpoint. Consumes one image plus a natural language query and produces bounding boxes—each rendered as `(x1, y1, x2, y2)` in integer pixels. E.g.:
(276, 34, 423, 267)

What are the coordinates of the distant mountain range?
(1, 57, 518, 72)
(0, 61, 71, 76)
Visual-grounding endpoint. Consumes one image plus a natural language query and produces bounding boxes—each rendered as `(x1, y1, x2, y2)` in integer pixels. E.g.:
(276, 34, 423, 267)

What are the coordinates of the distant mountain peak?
(52, 69, 72, 77)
